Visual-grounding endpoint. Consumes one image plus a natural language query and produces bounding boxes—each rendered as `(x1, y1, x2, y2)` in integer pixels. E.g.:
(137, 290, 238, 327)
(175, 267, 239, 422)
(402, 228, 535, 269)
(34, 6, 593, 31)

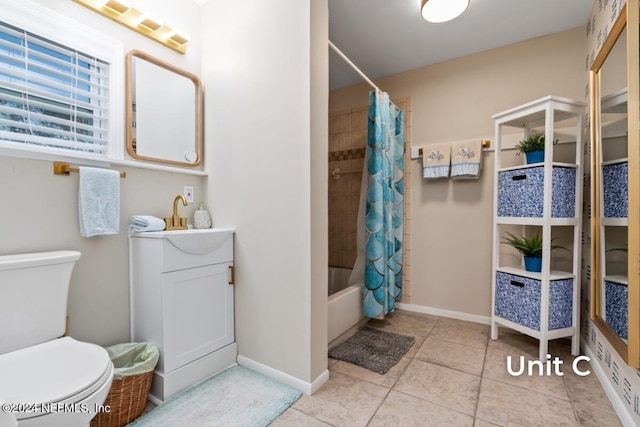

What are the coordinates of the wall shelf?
(490, 96, 585, 360)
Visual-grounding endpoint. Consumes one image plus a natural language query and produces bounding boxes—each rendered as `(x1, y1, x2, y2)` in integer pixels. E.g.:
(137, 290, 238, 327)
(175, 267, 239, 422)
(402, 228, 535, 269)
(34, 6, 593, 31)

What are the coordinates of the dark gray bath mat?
(328, 326, 415, 374)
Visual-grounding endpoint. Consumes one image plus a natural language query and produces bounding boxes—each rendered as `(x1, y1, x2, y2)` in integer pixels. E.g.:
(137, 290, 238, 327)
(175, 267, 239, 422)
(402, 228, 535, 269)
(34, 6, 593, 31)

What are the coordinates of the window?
(0, 0, 123, 161)
(0, 21, 110, 154)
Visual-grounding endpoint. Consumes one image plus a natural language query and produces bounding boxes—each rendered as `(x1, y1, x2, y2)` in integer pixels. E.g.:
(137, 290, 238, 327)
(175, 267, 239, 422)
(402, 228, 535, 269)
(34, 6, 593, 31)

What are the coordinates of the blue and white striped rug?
(129, 366, 301, 427)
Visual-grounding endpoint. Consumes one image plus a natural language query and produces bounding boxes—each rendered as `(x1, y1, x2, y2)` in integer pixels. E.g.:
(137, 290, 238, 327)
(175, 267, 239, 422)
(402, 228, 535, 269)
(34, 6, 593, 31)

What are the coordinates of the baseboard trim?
(396, 302, 491, 325)
(237, 355, 329, 395)
(581, 343, 637, 427)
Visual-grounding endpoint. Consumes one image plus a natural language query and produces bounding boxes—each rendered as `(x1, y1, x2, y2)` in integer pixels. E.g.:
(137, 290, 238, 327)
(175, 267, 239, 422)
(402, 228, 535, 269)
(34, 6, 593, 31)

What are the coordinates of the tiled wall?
(328, 96, 413, 301)
(583, 0, 640, 424)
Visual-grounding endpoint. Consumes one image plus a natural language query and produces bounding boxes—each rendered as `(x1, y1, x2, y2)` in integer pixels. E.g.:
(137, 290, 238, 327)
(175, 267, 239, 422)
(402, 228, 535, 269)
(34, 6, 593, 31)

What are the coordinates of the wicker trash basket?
(91, 342, 159, 427)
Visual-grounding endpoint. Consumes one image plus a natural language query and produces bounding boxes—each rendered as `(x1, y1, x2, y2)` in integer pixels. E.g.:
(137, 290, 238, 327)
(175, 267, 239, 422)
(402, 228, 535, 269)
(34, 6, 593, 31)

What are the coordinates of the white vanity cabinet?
(129, 228, 236, 403)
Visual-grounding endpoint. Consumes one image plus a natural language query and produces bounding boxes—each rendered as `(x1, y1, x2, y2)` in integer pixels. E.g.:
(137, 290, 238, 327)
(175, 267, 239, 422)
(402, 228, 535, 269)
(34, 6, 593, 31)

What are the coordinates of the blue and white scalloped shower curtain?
(363, 90, 404, 318)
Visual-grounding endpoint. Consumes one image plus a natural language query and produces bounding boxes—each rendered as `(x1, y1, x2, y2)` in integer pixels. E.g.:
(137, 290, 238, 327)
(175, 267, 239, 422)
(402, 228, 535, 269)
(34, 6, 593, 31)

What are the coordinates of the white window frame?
(0, 0, 124, 164)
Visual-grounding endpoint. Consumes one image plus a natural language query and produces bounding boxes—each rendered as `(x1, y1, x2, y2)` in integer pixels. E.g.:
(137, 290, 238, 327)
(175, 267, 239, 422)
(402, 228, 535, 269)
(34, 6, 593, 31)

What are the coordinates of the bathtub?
(328, 267, 365, 343)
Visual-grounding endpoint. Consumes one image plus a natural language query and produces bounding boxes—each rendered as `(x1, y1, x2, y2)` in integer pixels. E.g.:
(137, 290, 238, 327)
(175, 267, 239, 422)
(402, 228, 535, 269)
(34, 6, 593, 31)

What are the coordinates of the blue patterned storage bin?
(495, 272, 573, 330)
(603, 161, 628, 218)
(497, 166, 576, 217)
(605, 280, 628, 340)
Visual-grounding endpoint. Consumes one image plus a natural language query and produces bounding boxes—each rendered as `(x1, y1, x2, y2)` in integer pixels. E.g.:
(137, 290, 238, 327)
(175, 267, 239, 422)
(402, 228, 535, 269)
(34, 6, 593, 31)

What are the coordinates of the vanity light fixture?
(100, 0, 130, 15)
(166, 29, 191, 47)
(137, 13, 163, 32)
(421, 0, 469, 23)
(72, 0, 188, 54)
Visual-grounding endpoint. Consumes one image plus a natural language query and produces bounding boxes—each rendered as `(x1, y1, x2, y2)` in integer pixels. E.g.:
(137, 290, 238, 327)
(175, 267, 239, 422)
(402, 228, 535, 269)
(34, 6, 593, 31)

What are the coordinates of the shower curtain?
(359, 90, 405, 319)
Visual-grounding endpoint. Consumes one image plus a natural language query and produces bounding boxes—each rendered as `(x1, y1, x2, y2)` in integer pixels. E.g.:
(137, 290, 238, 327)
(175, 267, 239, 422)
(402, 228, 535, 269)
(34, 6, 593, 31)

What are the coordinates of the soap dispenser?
(193, 202, 212, 229)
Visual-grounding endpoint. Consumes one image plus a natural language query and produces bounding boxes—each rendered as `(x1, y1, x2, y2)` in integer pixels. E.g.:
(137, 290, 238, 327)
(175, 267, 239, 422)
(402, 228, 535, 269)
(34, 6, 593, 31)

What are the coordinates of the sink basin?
(131, 228, 235, 255)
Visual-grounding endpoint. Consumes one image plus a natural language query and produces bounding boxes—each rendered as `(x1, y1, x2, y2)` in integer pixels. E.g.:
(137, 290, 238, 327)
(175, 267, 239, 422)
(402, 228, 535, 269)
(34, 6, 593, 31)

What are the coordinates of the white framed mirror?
(125, 50, 203, 167)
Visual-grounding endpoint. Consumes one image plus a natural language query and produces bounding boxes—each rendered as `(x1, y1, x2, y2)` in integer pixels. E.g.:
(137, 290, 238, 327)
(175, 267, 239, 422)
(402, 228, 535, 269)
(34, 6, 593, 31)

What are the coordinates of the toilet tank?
(0, 250, 81, 355)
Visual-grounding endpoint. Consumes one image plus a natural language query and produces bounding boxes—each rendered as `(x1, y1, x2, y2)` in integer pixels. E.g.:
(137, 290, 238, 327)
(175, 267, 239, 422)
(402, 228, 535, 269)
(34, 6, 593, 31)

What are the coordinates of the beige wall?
(3, 0, 329, 390)
(202, 0, 328, 385)
(310, 0, 330, 383)
(330, 27, 586, 317)
(0, 0, 205, 347)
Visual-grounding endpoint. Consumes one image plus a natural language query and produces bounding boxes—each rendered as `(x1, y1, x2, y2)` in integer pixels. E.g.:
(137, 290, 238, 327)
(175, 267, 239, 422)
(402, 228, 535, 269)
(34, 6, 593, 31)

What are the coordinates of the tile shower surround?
(328, 97, 413, 301)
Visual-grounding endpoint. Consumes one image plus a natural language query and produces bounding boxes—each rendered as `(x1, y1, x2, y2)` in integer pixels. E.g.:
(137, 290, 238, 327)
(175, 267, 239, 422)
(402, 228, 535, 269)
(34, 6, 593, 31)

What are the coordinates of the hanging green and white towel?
(421, 143, 450, 179)
(451, 140, 482, 179)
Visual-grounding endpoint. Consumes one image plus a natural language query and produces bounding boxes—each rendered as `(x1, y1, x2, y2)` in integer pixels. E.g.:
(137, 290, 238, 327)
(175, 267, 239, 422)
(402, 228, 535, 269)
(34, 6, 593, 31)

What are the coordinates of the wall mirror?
(125, 50, 203, 167)
(590, 3, 640, 367)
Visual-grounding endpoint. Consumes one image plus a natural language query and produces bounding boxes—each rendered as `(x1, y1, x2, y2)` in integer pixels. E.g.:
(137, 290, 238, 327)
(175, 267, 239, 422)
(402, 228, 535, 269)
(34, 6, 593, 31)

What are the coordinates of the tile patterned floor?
(272, 310, 622, 427)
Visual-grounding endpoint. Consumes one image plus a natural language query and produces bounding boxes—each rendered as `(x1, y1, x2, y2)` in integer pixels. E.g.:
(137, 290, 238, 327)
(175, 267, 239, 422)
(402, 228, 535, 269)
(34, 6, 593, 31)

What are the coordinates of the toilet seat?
(0, 337, 113, 421)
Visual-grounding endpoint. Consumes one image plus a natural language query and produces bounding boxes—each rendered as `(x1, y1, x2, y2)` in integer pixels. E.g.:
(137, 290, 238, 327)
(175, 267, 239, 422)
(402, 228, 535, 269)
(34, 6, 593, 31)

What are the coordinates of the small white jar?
(193, 202, 212, 229)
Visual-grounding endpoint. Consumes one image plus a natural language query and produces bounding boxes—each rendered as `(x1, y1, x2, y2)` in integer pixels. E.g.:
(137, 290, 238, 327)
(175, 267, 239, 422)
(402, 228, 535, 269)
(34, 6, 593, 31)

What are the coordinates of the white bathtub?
(328, 267, 365, 343)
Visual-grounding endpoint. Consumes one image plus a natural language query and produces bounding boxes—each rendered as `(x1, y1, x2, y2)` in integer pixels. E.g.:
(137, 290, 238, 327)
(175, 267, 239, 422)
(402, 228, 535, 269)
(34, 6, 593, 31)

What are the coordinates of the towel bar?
(417, 140, 491, 157)
(331, 168, 363, 179)
(53, 162, 126, 178)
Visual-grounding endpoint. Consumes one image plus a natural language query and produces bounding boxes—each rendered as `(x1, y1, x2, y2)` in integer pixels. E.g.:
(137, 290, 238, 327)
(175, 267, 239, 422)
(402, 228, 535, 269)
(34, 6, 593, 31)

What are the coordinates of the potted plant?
(502, 231, 566, 272)
(515, 132, 546, 164)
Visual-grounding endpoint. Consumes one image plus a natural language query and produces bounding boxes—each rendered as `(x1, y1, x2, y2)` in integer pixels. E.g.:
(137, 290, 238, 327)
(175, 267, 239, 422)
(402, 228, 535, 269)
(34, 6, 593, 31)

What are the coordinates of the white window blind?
(0, 20, 110, 155)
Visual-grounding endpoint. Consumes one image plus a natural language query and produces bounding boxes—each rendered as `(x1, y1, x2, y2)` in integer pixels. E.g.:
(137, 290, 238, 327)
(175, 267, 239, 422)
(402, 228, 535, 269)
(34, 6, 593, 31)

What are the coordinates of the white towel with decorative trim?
(422, 143, 451, 179)
(78, 167, 120, 238)
(451, 140, 482, 179)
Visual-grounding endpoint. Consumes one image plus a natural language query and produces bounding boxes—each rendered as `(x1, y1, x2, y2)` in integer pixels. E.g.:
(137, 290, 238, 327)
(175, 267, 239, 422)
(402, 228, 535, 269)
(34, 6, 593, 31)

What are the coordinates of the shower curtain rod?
(329, 40, 399, 112)
(329, 40, 380, 92)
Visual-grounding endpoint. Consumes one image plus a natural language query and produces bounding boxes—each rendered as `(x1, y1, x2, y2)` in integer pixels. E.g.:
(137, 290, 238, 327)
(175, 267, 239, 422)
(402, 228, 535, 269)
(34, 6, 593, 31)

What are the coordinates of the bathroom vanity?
(129, 228, 236, 403)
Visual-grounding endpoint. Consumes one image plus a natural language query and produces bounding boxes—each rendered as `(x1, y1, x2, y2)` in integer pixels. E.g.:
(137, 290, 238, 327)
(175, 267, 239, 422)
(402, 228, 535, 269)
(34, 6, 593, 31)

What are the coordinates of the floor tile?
(270, 408, 332, 426)
(474, 419, 501, 427)
(268, 312, 622, 427)
(367, 310, 438, 338)
(330, 352, 411, 388)
(476, 378, 578, 426)
(482, 349, 569, 400)
(562, 356, 617, 413)
(415, 336, 486, 376)
(429, 317, 490, 349)
(487, 329, 540, 358)
(572, 402, 622, 427)
(292, 371, 389, 427)
(368, 390, 474, 426)
(394, 359, 481, 416)
(548, 337, 579, 358)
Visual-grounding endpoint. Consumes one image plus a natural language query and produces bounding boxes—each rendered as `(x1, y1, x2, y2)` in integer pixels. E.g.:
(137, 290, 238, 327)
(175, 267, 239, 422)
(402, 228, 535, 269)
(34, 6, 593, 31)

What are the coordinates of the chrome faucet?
(165, 194, 188, 230)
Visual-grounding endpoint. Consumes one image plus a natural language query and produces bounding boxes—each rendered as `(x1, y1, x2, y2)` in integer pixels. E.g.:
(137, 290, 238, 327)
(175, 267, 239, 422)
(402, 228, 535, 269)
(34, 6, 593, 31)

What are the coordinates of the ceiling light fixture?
(421, 0, 469, 23)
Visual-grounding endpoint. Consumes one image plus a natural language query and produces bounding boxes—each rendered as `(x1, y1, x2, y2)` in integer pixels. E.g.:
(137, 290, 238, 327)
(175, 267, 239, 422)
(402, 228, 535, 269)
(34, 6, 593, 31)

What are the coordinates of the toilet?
(0, 251, 114, 427)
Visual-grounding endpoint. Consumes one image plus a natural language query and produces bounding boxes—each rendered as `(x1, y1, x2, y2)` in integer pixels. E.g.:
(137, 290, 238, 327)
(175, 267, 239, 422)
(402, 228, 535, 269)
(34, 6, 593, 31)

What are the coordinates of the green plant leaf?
(515, 132, 545, 154)
(501, 231, 566, 257)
